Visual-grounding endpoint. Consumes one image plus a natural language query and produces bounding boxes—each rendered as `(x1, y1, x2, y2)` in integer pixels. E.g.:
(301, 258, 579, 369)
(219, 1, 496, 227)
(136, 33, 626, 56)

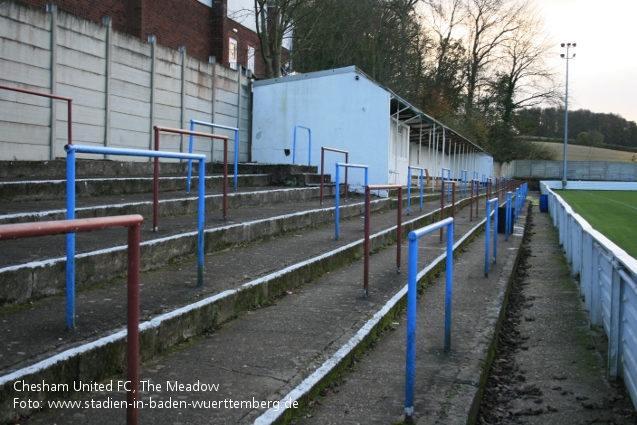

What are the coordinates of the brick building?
(19, 0, 267, 77)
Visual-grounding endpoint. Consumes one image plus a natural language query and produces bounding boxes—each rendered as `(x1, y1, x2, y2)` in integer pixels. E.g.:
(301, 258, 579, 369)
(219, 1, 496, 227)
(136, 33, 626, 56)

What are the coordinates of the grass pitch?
(555, 190, 637, 259)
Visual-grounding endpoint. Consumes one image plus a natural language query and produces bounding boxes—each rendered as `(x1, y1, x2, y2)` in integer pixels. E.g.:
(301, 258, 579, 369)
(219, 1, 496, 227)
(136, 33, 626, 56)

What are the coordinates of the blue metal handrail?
(460, 170, 468, 197)
(441, 167, 451, 200)
(485, 198, 499, 277)
(65, 144, 207, 329)
(187, 119, 239, 192)
(407, 166, 426, 215)
(293, 125, 312, 165)
(334, 162, 369, 240)
(405, 217, 454, 422)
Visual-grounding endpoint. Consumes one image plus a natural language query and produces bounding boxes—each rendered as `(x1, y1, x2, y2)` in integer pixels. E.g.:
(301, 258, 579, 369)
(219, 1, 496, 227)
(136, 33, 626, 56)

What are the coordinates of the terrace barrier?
(460, 170, 468, 197)
(404, 217, 455, 422)
(440, 181, 456, 242)
(320, 147, 349, 205)
(541, 181, 637, 411)
(334, 163, 369, 240)
(470, 179, 480, 221)
(407, 166, 426, 215)
(485, 198, 499, 277)
(0, 84, 72, 160)
(65, 144, 207, 328)
(293, 125, 312, 165)
(155, 125, 228, 219)
(0, 215, 143, 425)
(186, 119, 239, 193)
(364, 184, 402, 297)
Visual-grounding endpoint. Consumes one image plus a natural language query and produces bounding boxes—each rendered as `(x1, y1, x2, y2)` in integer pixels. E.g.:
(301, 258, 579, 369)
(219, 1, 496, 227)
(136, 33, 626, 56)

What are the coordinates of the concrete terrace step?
(0, 185, 336, 225)
(1, 194, 498, 423)
(1, 191, 396, 306)
(0, 174, 273, 203)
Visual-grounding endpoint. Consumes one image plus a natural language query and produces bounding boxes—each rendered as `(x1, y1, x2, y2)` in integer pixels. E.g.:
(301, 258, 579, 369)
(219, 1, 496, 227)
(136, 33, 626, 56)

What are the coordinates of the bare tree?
(491, 8, 559, 124)
(463, 0, 528, 114)
(254, 0, 321, 78)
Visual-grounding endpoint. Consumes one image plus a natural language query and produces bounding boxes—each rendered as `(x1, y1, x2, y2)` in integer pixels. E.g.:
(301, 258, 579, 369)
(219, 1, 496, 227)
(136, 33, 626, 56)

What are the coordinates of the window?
(247, 46, 255, 72)
(229, 37, 238, 70)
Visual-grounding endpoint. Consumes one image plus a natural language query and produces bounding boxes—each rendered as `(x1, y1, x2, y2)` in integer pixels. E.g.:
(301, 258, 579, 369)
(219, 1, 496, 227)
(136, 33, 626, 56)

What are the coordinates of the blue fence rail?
(293, 125, 312, 165)
(334, 163, 369, 240)
(65, 144, 207, 328)
(404, 217, 454, 422)
(186, 119, 239, 193)
(485, 198, 499, 277)
(407, 166, 426, 215)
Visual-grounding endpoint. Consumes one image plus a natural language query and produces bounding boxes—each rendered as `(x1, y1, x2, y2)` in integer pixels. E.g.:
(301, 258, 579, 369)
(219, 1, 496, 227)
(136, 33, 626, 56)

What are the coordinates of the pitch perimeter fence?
(541, 181, 637, 411)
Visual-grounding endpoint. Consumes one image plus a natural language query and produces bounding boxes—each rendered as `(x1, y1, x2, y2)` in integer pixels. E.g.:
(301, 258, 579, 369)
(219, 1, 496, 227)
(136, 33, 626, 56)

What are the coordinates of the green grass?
(555, 190, 637, 258)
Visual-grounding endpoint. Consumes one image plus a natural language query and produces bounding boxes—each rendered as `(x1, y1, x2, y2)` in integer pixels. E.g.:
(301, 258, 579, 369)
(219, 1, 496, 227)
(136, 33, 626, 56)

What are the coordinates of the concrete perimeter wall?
(0, 1, 252, 162)
(501, 160, 637, 181)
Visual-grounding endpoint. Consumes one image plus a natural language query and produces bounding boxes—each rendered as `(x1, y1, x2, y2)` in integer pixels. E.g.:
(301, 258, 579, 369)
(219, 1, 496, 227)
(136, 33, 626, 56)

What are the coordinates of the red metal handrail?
(0, 84, 73, 155)
(0, 215, 143, 425)
(470, 179, 480, 221)
(153, 126, 230, 227)
(320, 147, 349, 205)
(364, 184, 402, 297)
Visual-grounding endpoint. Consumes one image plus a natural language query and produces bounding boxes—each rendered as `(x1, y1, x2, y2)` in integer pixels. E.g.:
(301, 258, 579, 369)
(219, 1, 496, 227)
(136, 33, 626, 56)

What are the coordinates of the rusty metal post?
(126, 222, 141, 425)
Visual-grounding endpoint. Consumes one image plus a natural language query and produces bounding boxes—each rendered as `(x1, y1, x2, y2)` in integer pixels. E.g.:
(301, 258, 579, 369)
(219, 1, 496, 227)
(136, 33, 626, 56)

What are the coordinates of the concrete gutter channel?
(0, 188, 505, 423)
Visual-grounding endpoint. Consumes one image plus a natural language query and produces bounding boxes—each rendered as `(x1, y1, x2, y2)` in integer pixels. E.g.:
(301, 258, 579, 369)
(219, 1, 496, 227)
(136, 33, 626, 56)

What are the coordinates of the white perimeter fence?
(541, 181, 637, 410)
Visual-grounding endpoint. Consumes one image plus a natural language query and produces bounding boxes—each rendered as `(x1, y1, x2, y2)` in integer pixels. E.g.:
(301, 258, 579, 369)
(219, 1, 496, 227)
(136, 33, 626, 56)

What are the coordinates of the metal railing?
(65, 144, 207, 328)
(460, 170, 468, 197)
(364, 184, 402, 298)
(541, 181, 637, 411)
(441, 167, 451, 200)
(334, 163, 369, 240)
(0, 215, 143, 425)
(485, 198, 499, 277)
(440, 181, 456, 242)
(154, 125, 229, 219)
(407, 166, 426, 215)
(292, 125, 312, 165)
(404, 217, 455, 422)
(186, 119, 239, 193)
(320, 147, 348, 205)
(470, 179, 480, 221)
(0, 84, 73, 159)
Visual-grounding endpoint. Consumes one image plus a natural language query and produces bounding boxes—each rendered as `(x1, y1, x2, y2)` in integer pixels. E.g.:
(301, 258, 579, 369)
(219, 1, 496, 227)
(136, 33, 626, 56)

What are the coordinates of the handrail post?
(407, 167, 412, 215)
(153, 126, 160, 231)
(397, 187, 402, 273)
(485, 198, 499, 277)
(405, 217, 454, 423)
(364, 186, 371, 297)
(320, 148, 325, 205)
(335, 163, 341, 240)
(506, 191, 512, 240)
(197, 157, 206, 286)
(126, 222, 141, 425)
(65, 146, 76, 329)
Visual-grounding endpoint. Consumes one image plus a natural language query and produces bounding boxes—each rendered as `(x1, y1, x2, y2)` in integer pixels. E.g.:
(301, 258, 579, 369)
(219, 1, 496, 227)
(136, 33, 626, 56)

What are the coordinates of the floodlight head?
(560, 54, 565, 58)
(561, 43, 565, 47)
(573, 53, 576, 57)
(573, 43, 577, 47)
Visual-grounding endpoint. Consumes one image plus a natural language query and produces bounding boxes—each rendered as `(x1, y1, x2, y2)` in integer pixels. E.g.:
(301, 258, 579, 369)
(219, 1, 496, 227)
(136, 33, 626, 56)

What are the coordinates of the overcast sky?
(535, 0, 637, 123)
